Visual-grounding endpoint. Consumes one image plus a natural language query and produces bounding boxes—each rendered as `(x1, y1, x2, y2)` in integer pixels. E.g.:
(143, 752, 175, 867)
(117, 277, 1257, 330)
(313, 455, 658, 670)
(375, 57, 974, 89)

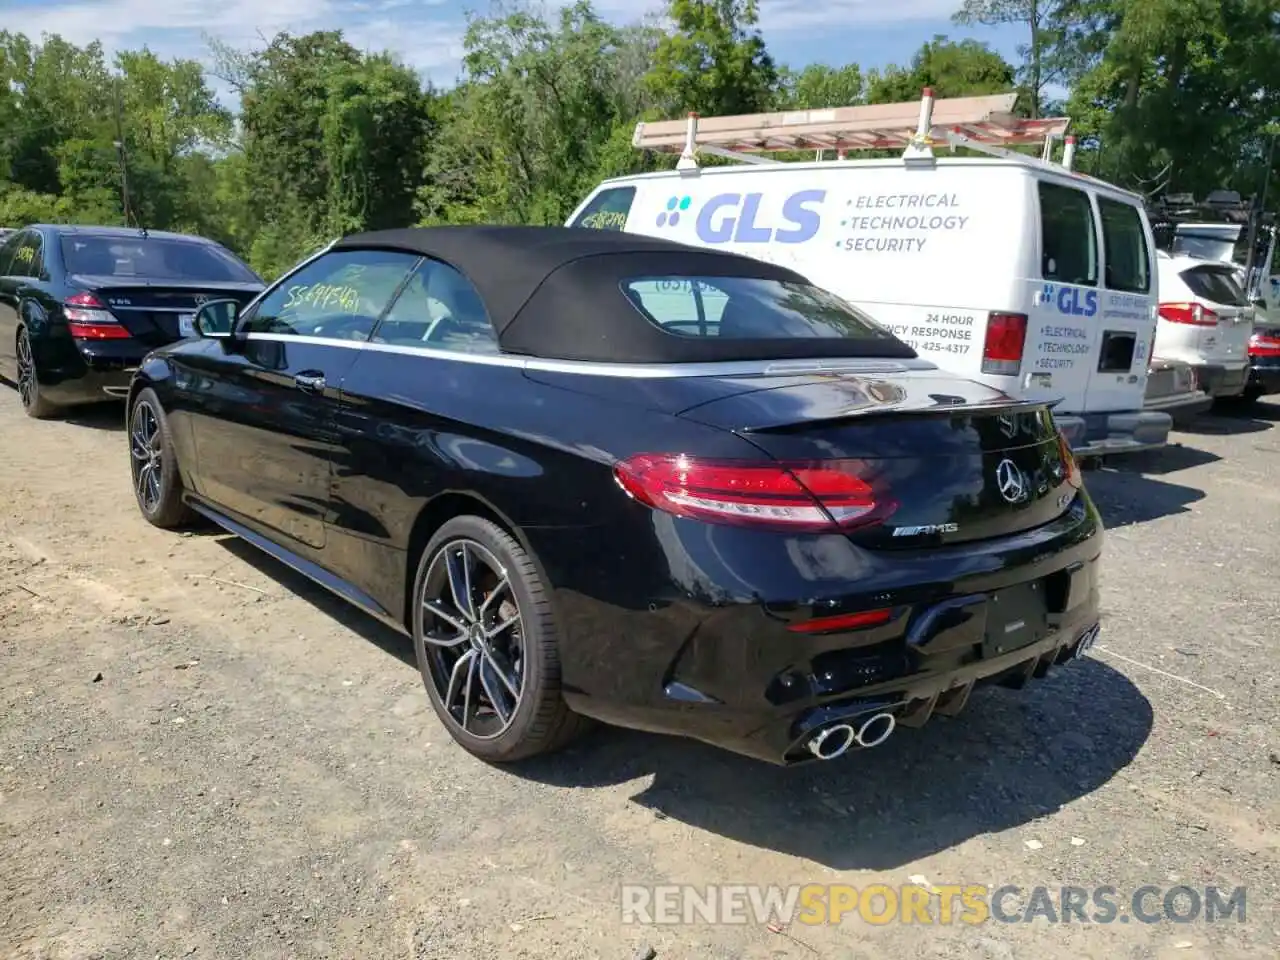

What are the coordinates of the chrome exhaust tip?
(807, 723, 857, 760)
(853, 711, 896, 749)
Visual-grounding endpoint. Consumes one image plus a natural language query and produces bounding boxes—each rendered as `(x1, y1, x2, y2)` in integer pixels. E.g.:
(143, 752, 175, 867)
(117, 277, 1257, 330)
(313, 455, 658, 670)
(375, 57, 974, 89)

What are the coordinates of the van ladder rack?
(634, 88, 1074, 173)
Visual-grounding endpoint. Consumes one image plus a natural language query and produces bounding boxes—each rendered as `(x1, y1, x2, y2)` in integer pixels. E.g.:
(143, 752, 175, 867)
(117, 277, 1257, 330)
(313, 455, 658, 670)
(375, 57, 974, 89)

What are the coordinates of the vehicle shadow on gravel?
(1174, 398, 1280, 436)
(517, 660, 1152, 871)
(1081, 465, 1206, 530)
(214, 536, 417, 669)
(61, 400, 128, 431)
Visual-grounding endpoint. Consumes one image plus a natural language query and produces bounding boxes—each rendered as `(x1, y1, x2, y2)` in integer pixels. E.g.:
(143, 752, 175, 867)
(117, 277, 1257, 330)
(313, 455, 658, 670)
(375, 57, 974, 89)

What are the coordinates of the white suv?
(1153, 251, 1255, 398)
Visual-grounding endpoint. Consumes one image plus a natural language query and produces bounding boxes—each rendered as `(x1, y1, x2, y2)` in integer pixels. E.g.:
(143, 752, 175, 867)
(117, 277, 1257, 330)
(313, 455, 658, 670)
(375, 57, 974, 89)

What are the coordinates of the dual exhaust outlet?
(805, 711, 897, 760)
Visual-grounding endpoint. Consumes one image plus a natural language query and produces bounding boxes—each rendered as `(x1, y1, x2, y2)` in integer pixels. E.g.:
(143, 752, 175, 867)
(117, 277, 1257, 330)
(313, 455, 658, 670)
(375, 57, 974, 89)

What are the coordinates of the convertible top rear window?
(622, 276, 899, 343)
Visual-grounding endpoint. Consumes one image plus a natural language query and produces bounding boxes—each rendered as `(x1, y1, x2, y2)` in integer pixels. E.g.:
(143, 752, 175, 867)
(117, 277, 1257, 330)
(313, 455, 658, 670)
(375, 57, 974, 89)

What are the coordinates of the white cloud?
(757, 0, 963, 32)
(3, 0, 467, 85)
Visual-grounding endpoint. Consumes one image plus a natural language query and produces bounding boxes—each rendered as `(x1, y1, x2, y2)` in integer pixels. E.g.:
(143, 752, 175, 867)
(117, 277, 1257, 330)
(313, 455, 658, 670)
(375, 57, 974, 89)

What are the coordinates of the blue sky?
(0, 0, 1025, 99)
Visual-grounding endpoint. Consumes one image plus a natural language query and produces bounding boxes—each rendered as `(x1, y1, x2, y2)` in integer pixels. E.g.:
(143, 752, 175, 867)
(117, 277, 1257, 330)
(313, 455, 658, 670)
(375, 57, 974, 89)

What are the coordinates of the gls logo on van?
(1042, 282, 1098, 318)
(655, 190, 826, 244)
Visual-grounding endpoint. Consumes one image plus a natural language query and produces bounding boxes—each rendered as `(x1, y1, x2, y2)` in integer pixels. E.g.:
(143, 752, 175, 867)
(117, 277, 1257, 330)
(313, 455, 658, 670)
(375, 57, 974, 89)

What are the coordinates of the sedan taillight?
(1158, 302, 1217, 327)
(612, 454, 896, 532)
(65, 292, 131, 340)
(1249, 331, 1280, 358)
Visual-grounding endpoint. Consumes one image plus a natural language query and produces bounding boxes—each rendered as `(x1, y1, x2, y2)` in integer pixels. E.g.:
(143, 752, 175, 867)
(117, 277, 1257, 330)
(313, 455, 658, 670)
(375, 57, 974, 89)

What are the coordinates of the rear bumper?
(1054, 409, 1173, 457)
(545, 495, 1104, 765)
(39, 351, 142, 405)
(1193, 362, 1249, 398)
(1142, 387, 1213, 425)
(1247, 357, 1280, 397)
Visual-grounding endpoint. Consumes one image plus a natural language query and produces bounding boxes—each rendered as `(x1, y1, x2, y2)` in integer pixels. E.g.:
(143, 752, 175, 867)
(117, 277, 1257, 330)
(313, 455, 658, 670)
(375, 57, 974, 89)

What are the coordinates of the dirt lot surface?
(2, 387, 1278, 960)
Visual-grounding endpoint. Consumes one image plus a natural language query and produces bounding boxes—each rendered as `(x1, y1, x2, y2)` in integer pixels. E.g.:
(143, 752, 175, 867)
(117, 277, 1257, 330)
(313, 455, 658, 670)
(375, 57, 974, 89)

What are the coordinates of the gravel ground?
(1, 387, 1277, 960)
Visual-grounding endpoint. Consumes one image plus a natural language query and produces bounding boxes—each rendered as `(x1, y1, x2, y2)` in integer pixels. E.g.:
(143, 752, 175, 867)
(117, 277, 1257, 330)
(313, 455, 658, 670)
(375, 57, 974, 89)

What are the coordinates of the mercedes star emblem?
(995, 458, 1028, 504)
(193, 294, 210, 305)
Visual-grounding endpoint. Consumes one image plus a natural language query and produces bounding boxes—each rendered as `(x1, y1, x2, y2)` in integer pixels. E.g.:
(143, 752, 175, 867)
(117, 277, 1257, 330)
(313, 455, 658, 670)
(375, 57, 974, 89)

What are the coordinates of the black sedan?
(0, 224, 263, 418)
(125, 226, 1103, 766)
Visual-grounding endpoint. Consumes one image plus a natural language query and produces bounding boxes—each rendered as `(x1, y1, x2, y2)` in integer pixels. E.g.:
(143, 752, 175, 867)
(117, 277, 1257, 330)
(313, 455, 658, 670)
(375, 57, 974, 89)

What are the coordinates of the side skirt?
(185, 496, 409, 637)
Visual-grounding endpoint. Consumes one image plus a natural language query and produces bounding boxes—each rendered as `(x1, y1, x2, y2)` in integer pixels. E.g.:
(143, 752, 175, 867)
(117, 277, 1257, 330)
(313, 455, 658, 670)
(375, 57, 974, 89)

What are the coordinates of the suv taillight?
(981, 312, 1027, 376)
(613, 454, 897, 533)
(1158, 302, 1217, 327)
(64, 292, 130, 340)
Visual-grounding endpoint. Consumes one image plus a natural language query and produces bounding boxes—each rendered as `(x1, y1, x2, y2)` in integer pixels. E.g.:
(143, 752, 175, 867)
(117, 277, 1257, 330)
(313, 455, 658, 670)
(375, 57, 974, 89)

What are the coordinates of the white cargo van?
(566, 91, 1173, 456)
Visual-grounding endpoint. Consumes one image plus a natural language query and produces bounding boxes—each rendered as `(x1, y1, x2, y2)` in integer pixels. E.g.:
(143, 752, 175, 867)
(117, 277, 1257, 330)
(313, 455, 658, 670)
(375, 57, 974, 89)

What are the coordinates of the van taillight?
(981, 312, 1027, 376)
(1158, 302, 1217, 327)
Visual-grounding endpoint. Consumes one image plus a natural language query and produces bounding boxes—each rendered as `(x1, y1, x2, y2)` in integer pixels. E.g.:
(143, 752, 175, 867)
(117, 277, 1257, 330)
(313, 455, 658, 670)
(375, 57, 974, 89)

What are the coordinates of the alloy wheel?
(16, 330, 35, 409)
(419, 538, 526, 740)
(130, 400, 164, 513)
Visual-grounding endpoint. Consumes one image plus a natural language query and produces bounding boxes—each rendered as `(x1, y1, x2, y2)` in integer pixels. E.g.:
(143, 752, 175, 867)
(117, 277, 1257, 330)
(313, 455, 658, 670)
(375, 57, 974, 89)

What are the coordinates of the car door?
(323, 257, 513, 614)
(0, 231, 34, 379)
(180, 247, 421, 552)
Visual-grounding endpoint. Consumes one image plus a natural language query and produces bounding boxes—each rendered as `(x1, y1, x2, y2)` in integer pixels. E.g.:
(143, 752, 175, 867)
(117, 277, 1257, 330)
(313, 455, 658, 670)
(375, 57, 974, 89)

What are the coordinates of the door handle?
(294, 371, 326, 393)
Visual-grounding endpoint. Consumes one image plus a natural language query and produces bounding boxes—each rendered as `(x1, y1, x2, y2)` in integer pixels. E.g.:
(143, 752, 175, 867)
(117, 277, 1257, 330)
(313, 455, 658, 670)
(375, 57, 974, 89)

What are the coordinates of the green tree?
(236, 30, 431, 276)
(1058, 0, 1280, 198)
(776, 63, 864, 109)
(953, 1, 1066, 117)
(865, 36, 1017, 104)
(417, 2, 657, 227)
(645, 0, 777, 117)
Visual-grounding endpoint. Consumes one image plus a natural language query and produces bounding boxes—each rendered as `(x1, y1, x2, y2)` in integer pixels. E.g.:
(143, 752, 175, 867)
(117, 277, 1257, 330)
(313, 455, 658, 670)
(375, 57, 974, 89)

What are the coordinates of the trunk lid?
(677, 371, 1079, 547)
(1177, 263, 1254, 364)
(69, 276, 264, 348)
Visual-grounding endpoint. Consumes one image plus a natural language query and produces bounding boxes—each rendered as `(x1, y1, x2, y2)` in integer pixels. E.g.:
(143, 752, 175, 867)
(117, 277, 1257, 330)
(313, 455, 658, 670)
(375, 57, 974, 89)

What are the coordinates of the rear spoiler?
(744, 396, 1062, 434)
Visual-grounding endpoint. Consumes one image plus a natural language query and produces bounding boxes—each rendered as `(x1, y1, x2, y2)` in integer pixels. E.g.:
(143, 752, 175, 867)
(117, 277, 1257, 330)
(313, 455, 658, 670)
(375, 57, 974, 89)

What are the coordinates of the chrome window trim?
(242, 331, 934, 380)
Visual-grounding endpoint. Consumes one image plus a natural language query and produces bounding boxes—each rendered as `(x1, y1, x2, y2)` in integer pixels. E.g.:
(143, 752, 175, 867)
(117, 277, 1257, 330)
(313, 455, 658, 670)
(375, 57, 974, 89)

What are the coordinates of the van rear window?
(1180, 265, 1249, 307)
(1039, 182, 1098, 287)
(1098, 198, 1150, 294)
(622, 276, 902, 344)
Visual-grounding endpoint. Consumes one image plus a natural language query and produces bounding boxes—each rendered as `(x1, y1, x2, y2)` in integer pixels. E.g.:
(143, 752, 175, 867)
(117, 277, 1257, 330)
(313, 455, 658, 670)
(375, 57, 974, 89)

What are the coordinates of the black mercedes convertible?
(125, 226, 1104, 766)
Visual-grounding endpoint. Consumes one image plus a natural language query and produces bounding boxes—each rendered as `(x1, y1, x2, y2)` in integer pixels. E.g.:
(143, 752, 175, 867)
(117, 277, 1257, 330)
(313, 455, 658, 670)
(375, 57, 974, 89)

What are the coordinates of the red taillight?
(1057, 430, 1082, 489)
(1249, 332, 1280, 358)
(612, 454, 896, 532)
(786, 607, 894, 634)
(1158, 302, 1217, 327)
(982, 312, 1027, 376)
(64, 292, 131, 340)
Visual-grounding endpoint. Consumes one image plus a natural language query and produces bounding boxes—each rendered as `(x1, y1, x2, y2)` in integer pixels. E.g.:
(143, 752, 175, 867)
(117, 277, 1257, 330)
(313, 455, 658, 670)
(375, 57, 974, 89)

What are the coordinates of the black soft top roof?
(334, 225, 915, 364)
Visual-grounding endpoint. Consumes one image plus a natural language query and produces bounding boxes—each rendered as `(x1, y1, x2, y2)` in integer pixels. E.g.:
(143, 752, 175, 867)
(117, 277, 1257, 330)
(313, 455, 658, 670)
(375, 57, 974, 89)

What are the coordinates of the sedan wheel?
(412, 516, 589, 761)
(16, 328, 57, 419)
(128, 388, 196, 529)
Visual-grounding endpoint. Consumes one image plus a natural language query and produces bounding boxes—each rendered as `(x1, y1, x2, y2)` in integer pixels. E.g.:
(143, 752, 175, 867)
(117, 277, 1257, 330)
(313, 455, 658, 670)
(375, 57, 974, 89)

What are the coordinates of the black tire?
(411, 515, 590, 762)
(16, 326, 59, 420)
(128, 387, 196, 529)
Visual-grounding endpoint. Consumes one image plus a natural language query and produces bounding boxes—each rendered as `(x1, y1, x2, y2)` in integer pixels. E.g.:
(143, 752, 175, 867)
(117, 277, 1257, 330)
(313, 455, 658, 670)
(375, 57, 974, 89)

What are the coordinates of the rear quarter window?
(1098, 198, 1151, 294)
(1039, 182, 1098, 286)
(1180, 265, 1249, 307)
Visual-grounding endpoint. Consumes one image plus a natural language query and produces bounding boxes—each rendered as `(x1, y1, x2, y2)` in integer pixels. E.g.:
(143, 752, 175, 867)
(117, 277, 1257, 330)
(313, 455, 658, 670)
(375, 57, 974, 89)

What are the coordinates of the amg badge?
(892, 523, 960, 537)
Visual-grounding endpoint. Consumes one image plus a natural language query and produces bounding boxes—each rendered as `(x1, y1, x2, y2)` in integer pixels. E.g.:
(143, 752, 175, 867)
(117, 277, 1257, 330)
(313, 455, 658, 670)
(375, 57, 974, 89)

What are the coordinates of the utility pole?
(113, 75, 132, 227)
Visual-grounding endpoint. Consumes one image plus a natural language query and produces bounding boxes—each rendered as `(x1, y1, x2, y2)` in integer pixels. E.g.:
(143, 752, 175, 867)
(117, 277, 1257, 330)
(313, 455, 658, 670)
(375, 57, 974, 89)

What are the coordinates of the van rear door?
(1023, 180, 1103, 411)
(1081, 195, 1157, 413)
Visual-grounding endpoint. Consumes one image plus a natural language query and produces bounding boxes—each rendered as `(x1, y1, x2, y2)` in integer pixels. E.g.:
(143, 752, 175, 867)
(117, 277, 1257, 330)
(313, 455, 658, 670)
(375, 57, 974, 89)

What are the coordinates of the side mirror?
(193, 299, 241, 338)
